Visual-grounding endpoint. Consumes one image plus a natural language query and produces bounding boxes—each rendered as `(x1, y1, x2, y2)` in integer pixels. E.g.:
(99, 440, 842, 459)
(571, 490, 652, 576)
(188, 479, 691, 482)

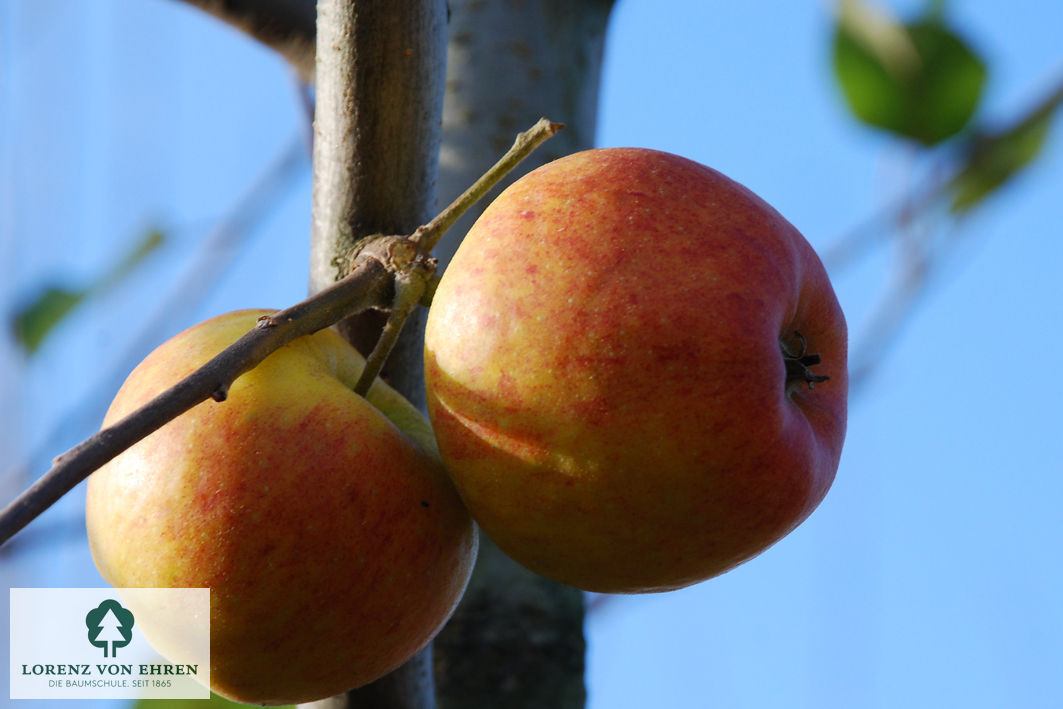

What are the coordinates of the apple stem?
(782, 331, 830, 390)
(353, 243, 437, 397)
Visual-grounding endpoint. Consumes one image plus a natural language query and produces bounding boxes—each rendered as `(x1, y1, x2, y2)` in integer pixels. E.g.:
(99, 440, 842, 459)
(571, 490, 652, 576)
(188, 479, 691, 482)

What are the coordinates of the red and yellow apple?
(86, 309, 477, 705)
(424, 148, 847, 593)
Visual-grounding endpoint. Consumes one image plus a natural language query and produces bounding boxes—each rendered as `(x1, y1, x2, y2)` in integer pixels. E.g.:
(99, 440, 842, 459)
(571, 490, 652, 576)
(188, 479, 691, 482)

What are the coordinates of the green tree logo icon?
(85, 599, 134, 658)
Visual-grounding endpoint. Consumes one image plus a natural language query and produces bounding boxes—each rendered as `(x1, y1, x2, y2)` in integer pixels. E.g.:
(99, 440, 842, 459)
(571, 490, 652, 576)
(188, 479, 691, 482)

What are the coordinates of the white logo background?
(10, 587, 210, 700)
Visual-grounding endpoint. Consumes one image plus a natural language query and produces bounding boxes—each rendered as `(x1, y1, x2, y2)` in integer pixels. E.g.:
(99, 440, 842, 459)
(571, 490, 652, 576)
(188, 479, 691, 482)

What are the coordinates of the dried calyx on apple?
(424, 147, 849, 594)
(782, 330, 830, 390)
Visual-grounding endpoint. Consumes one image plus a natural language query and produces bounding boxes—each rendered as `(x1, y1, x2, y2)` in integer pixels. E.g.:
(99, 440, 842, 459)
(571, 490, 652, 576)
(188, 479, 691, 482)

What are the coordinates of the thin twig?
(822, 69, 1063, 273)
(0, 257, 392, 548)
(411, 118, 563, 253)
(848, 249, 933, 392)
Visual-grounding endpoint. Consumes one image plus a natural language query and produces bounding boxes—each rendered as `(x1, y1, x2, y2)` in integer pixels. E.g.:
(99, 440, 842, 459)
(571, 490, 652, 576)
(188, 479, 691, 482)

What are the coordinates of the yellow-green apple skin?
(424, 148, 847, 594)
(86, 309, 477, 705)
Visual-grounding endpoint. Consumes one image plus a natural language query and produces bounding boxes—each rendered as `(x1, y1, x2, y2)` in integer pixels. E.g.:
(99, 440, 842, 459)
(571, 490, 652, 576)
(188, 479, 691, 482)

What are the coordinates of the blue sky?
(3, 1, 1062, 708)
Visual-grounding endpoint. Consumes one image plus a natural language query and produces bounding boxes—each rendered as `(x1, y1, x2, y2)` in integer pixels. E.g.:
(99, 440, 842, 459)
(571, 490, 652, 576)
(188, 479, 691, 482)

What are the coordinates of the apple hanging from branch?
(424, 148, 848, 593)
(86, 309, 477, 705)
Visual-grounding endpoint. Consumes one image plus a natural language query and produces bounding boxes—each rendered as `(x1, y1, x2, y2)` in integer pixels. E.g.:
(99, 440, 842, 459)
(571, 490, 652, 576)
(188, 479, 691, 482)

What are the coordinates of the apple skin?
(86, 309, 477, 705)
(424, 148, 847, 594)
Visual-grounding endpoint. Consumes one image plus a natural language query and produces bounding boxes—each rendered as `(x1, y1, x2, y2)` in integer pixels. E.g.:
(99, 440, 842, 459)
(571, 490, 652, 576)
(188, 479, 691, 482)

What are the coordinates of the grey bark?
(304, 0, 446, 707)
(432, 2, 615, 708)
(307, 0, 447, 412)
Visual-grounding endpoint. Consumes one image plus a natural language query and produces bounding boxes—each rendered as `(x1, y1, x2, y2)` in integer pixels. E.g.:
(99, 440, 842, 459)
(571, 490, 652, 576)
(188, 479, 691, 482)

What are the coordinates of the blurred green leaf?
(12, 286, 87, 355)
(132, 691, 292, 708)
(950, 110, 1053, 213)
(9, 228, 165, 356)
(832, 1, 986, 145)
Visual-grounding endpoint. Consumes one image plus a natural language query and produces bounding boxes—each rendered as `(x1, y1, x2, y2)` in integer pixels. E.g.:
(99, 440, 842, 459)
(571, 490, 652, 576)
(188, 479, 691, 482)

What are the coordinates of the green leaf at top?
(832, 3, 987, 146)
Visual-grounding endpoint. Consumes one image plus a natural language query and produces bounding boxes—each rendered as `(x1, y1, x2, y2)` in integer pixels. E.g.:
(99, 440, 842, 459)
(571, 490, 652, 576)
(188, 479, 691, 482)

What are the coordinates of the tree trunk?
(304, 1, 447, 707)
(432, 2, 615, 708)
(295, 0, 616, 706)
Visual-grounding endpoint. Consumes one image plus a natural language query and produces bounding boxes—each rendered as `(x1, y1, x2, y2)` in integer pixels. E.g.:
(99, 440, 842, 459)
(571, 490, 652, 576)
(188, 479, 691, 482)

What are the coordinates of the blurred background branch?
(176, 0, 316, 80)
